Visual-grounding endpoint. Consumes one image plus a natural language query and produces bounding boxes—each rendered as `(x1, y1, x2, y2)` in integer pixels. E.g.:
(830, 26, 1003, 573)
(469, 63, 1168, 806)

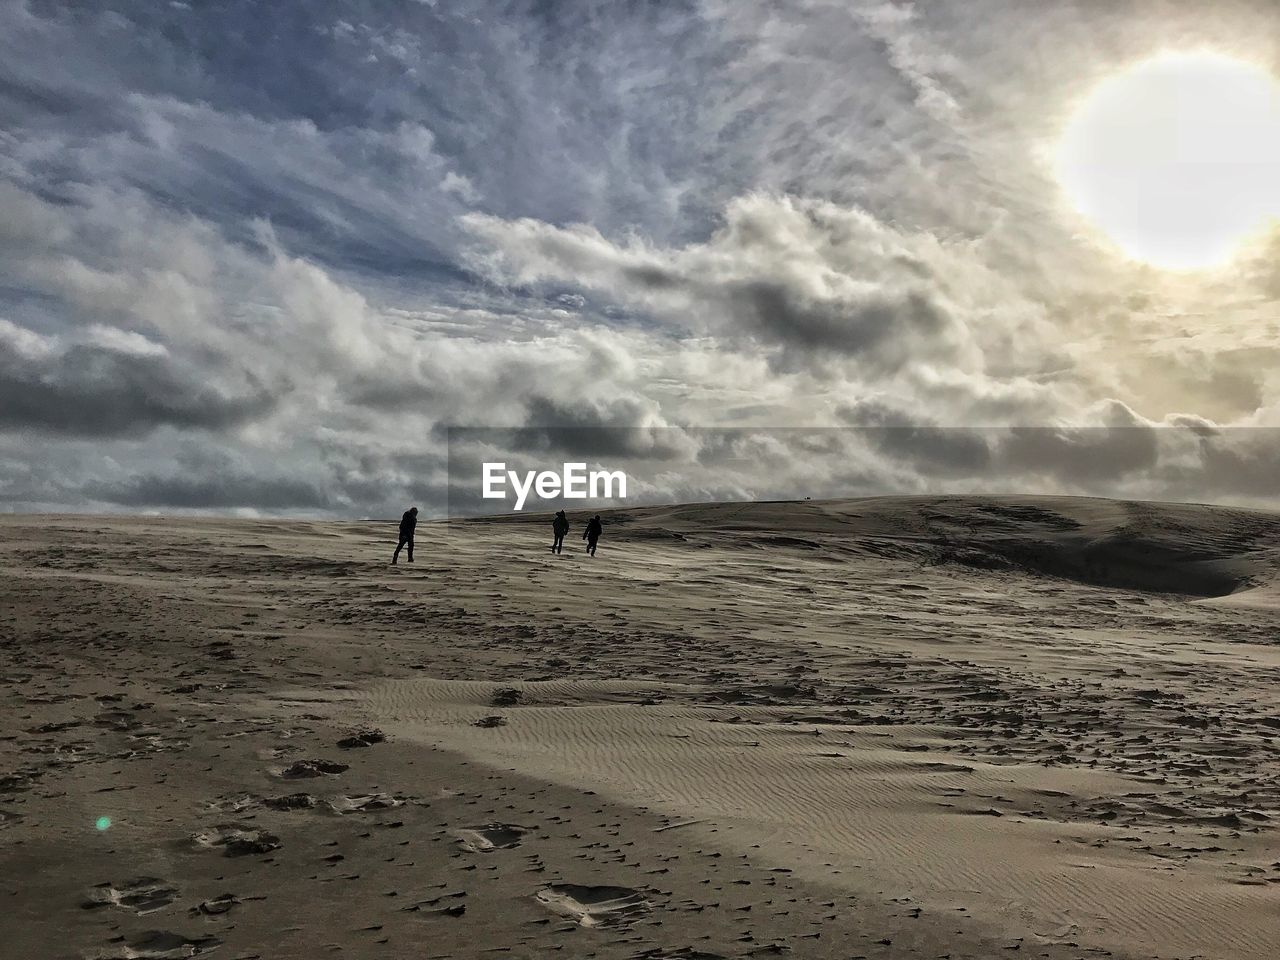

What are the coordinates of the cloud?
(85, 472, 333, 510)
(2, 0, 1280, 515)
(0, 320, 278, 438)
(440, 171, 480, 204)
(837, 401, 996, 476)
(461, 194, 1026, 378)
(853, 1, 962, 122)
(509, 395, 698, 461)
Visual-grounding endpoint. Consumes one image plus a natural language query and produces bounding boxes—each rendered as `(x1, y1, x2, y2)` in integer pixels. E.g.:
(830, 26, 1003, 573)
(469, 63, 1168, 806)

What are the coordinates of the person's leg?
(393, 537, 404, 564)
(406, 537, 414, 562)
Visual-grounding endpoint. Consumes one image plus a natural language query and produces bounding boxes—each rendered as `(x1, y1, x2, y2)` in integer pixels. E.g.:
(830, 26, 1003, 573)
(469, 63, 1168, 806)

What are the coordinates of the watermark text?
(482, 462, 627, 511)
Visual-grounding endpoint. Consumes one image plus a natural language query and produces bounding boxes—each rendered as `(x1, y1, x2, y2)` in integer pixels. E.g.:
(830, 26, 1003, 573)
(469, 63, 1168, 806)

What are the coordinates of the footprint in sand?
(255, 746, 300, 761)
(454, 823, 530, 852)
(274, 759, 348, 779)
(192, 824, 281, 857)
(192, 894, 239, 916)
(126, 733, 190, 754)
(83, 878, 180, 914)
(491, 688, 523, 707)
(330, 793, 407, 814)
(206, 792, 318, 812)
(91, 929, 221, 959)
(0, 773, 34, 794)
(204, 794, 260, 814)
(534, 884, 650, 928)
(94, 710, 145, 732)
(264, 792, 320, 810)
(337, 729, 386, 749)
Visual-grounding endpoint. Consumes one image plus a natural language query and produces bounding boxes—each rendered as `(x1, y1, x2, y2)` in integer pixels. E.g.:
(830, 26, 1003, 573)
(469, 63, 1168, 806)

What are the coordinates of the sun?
(1056, 51, 1280, 270)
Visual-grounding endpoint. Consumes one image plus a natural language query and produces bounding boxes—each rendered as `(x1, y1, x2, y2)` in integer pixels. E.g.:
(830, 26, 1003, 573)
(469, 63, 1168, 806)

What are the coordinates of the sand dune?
(487, 495, 1280, 597)
(2, 496, 1278, 959)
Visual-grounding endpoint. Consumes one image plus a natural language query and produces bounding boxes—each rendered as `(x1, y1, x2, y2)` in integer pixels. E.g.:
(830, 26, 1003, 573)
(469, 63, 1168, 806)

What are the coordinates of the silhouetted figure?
(551, 510, 569, 554)
(583, 514, 602, 557)
(392, 507, 418, 564)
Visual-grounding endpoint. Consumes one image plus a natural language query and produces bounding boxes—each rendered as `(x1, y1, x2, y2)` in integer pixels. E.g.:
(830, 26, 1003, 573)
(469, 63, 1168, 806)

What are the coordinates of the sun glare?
(1056, 51, 1280, 270)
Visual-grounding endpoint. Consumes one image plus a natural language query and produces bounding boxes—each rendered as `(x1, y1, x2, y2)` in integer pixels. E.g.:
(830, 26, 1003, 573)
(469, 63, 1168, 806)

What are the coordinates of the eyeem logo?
(482, 462, 627, 511)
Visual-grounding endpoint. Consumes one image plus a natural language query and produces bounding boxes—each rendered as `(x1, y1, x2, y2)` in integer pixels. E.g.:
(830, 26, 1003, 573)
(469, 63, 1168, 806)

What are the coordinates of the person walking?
(392, 506, 418, 564)
(583, 514, 602, 557)
(551, 510, 569, 554)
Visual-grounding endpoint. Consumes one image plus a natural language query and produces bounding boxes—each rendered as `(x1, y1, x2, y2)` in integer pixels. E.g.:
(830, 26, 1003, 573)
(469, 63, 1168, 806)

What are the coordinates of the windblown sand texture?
(2, 496, 1278, 959)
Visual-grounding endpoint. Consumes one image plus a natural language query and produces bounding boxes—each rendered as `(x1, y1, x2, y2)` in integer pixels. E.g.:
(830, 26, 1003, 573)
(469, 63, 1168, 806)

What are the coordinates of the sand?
(1, 495, 1277, 960)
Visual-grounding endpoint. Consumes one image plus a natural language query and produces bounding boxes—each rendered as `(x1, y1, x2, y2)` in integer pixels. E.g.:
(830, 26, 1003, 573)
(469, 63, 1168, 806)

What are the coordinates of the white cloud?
(460, 193, 1058, 387)
(441, 171, 481, 203)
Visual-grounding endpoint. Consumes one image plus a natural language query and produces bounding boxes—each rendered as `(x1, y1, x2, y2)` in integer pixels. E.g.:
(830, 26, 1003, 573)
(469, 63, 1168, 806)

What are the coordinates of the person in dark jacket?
(551, 510, 569, 554)
(582, 514, 602, 556)
(392, 507, 418, 564)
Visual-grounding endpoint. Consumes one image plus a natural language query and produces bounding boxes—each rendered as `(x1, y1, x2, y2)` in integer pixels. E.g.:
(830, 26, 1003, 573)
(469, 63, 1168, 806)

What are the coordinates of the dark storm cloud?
(833, 401, 995, 476)
(85, 473, 333, 510)
(998, 426, 1160, 485)
(509, 396, 691, 460)
(1161, 429, 1280, 500)
(0, 339, 279, 438)
(870, 427, 994, 477)
(346, 374, 441, 412)
(726, 280, 953, 369)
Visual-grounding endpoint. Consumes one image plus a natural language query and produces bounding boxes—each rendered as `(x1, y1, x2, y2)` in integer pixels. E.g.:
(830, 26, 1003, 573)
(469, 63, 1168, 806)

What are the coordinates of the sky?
(3, 0, 1280, 517)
